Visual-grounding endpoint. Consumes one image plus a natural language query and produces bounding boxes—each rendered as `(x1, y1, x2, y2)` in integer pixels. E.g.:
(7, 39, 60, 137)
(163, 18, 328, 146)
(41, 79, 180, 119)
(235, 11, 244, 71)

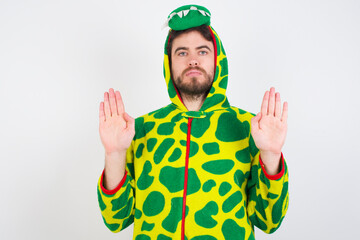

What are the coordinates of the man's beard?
(173, 66, 214, 97)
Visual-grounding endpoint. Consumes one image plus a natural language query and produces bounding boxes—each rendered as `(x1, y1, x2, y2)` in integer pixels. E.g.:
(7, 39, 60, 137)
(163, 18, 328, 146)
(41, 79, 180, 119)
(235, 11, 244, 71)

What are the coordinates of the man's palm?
(99, 88, 135, 154)
(251, 88, 288, 155)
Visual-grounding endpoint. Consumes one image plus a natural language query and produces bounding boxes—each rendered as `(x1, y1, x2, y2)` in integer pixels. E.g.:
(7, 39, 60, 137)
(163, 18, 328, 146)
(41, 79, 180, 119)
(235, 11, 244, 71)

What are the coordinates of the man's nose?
(188, 58, 199, 67)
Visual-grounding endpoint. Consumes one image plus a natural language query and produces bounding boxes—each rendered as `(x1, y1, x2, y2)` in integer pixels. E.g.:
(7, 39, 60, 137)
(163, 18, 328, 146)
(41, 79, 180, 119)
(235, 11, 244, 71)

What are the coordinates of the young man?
(97, 5, 289, 240)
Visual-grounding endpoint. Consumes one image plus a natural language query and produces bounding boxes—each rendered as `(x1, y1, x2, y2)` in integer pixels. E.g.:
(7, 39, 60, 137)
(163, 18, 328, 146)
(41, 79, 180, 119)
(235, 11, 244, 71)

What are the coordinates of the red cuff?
(259, 152, 285, 180)
(100, 169, 128, 195)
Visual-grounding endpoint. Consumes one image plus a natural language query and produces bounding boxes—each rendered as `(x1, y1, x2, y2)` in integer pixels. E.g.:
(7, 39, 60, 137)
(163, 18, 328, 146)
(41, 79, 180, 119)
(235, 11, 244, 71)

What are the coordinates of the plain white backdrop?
(1, 0, 359, 239)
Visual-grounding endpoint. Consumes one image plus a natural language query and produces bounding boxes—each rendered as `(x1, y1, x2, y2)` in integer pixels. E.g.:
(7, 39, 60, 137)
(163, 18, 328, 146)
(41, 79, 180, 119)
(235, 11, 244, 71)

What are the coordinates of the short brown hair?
(166, 24, 213, 64)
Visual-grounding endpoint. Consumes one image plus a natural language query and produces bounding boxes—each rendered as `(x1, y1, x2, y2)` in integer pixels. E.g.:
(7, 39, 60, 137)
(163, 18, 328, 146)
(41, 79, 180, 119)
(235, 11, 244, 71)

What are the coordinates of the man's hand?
(99, 88, 135, 154)
(99, 88, 135, 190)
(251, 87, 288, 175)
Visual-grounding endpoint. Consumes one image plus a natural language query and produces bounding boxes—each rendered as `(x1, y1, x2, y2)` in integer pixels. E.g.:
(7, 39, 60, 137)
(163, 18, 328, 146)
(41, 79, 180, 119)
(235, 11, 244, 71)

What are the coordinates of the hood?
(163, 5, 230, 114)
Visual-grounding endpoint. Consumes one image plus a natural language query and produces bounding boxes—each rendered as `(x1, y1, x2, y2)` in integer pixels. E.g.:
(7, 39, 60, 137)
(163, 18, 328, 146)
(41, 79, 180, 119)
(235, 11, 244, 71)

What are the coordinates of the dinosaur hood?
(163, 5, 230, 114)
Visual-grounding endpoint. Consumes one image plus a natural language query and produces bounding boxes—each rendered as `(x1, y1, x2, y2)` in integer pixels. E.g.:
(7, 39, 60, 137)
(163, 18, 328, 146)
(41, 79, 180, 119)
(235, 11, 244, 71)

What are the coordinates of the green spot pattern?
(194, 201, 218, 228)
(267, 192, 279, 199)
(201, 94, 225, 111)
(234, 170, 249, 189)
(159, 166, 184, 193)
(154, 138, 175, 164)
(167, 77, 176, 98)
(153, 105, 175, 119)
(260, 172, 271, 189)
(191, 117, 211, 138)
(147, 138, 157, 152)
(272, 182, 288, 224)
(135, 208, 142, 219)
(180, 122, 188, 134)
(157, 122, 176, 135)
(202, 180, 216, 192)
(222, 191, 243, 213)
(135, 117, 156, 140)
(191, 236, 217, 240)
(235, 147, 251, 163)
(143, 191, 165, 217)
(171, 113, 183, 122)
(221, 219, 246, 240)
(235, 206, 245, 219)
(255, 194, 269, 221)
(219, 76, 228, 89)
(168, 148, 182, 162)
(203, 142, 220, 155)
(186, 168, 201, 195)
(215, 113, 247, 142)
(137, 161, 154, 190)
(113, 197, 133, 219)
(219, 182, 232, 196)
(180, 140, 199, 158)
(111, 183, 131, 211)
(135, 234, 151, 240)
(141, 221, 155, 231)
(202, 160, 234, 175)
(122, 214, 134, 230)
(219, 58, 228, 77)
(97, 187, 106, 211)
(136, 143, 145, 158)
(162, 197, 188, 233)
(157, 234, 172, 240)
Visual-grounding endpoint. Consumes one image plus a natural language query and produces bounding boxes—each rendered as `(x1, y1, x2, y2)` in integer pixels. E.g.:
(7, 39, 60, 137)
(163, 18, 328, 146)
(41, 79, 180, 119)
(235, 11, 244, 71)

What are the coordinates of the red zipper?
(181, 117, 193, 240)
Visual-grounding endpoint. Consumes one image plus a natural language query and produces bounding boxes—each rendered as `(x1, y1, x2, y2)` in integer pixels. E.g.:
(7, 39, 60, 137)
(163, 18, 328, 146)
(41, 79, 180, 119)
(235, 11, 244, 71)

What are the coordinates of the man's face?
(171, 30, 215, 97)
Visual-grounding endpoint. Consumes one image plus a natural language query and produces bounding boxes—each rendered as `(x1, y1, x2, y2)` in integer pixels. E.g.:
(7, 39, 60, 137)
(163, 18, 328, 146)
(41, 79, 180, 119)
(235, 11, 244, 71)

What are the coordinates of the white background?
(1, 0, 359, 239)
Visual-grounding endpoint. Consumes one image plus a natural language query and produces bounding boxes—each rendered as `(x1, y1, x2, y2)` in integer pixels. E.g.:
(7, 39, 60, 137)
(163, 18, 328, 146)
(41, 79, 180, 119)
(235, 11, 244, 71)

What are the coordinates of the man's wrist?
(259, 151, 281, 175)
(104, 151, 127, 190)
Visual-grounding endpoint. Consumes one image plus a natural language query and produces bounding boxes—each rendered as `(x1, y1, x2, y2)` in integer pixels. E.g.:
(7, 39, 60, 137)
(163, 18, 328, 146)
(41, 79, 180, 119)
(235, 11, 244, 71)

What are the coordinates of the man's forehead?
(172, 31, 214, 49)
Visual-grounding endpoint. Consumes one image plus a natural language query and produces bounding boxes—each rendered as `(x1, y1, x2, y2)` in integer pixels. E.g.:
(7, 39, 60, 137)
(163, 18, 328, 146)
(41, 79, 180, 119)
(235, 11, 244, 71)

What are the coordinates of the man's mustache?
(181, 66, 207, 77)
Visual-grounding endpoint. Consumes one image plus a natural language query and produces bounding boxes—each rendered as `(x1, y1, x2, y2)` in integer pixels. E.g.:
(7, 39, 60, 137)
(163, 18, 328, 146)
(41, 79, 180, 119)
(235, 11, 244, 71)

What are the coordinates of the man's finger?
(99, 102, 106, 122)
(261, 91, 269, 116)
(109, 88, 118, 116)
(275, 92, 281, 119)
(115, 90, 125, 114)
(268, 87, 275, 116)
(104, 92, 111, 118)
(281, 101, 288, 122)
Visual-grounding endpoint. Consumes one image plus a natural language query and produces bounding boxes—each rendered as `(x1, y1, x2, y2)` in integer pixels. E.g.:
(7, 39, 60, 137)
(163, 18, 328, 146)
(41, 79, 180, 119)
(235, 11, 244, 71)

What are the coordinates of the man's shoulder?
(228, 106, 256, 121)
(133, 103, 177, 133)
(132, 104, 178, 141)
(136, 103, 177, 122)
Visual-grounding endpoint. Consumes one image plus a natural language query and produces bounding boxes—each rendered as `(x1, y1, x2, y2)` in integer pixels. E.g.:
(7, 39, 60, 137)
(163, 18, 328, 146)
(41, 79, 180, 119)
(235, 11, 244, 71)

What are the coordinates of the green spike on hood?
(163, 5, 230, 113)
(167, 5, 211, 31)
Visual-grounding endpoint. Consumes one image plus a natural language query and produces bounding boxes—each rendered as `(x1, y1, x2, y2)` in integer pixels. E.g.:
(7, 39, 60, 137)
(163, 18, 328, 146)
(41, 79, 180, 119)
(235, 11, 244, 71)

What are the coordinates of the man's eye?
(178, 52, 187, 56)
(199, 51, 208, 55)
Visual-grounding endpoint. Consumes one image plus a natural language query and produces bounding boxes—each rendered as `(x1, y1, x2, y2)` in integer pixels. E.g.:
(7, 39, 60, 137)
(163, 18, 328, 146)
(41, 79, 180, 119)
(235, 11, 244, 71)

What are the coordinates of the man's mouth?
(185, 69, 203, 77)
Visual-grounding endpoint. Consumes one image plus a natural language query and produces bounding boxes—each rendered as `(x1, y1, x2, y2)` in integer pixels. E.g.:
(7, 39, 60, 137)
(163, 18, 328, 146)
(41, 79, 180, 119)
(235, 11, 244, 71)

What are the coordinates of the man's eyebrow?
(196, 45, 212, 51)
(174, 47, 189, 54)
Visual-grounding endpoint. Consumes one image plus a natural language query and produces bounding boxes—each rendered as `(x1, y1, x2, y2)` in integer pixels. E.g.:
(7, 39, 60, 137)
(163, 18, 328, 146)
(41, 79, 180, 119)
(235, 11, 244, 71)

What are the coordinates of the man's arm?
(97, 88, 136, 232)
(97, 145, 136, 232)
(246, 87, 289, 233)
(99, 88, 135, 187)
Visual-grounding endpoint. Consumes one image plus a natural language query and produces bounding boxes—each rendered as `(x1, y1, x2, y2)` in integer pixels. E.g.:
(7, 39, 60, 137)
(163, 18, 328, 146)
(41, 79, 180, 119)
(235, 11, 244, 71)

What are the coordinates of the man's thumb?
(251, 112, 261, 131)
(123, 112, 135, 129)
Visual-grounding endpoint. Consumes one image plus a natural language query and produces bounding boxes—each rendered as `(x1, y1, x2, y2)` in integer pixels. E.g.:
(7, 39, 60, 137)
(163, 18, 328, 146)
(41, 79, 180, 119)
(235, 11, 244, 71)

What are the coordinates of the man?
(97, 4, 289, 240)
